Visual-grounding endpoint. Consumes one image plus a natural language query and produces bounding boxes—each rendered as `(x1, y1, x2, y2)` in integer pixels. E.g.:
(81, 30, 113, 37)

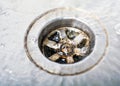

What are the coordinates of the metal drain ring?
(24, 7, 108, 75)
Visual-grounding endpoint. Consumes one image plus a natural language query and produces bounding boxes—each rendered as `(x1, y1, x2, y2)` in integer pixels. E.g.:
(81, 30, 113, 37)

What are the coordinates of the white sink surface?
(0, 0, 120, 86)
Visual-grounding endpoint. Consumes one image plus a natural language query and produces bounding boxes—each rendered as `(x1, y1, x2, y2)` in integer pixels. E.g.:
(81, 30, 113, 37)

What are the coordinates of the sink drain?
(39, 19, 95, 64)
(24, 7, 108, 75)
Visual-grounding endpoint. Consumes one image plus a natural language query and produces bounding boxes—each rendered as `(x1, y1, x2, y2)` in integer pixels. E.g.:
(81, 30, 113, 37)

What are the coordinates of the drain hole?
(48, 31, 61, 43)
(43, 45, 57, 57)
(77, 39, 87, 48)
(38, 19, 95, 64)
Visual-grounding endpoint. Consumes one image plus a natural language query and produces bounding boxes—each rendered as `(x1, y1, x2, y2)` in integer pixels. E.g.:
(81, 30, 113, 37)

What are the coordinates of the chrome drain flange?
(24, 7, 108, 75)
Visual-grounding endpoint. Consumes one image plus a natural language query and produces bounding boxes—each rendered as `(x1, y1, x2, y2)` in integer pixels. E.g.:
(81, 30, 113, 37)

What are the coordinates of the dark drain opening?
(38, 19, 95, 64)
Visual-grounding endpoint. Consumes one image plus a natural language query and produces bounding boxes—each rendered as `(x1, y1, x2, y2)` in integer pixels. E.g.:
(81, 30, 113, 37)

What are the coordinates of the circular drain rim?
(24, 7, 108, 76)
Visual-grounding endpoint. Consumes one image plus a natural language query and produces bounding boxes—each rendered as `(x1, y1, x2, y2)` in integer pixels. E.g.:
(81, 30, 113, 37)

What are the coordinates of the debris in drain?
(66, 29, 79, 40)
(60, 43, 73, 56)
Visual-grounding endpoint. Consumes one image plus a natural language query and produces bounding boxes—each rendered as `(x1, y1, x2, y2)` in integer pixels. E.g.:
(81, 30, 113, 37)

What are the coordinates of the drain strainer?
(24, 7, 108, 75)
(39, 19, 95, 64)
